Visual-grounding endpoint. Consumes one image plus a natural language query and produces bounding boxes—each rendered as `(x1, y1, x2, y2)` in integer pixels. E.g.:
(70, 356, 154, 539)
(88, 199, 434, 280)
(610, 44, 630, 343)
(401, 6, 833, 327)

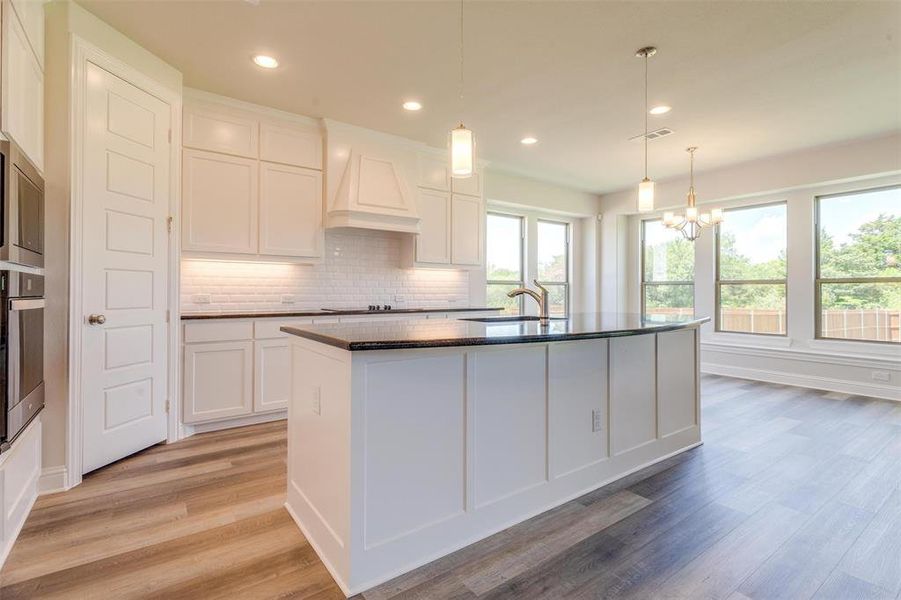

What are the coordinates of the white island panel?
(657, 328, 699, 438)
(362, 354, 466, 549)
(610, 335, 657, 455)
(549, 339, 609, 479)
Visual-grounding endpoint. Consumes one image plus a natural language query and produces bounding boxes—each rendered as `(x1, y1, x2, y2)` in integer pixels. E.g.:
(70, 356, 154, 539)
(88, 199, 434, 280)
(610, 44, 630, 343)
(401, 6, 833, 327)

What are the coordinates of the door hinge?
(167, 216, 173, 234)
(165, 399, 170, 413)
(166, 309, 170, 323)
(168, 129, 172, 144)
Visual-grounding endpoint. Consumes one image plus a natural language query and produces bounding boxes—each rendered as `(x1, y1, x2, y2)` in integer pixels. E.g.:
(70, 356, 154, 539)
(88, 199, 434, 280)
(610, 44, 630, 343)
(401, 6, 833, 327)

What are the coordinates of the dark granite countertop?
(181, 307, 502, 320)
(281, 313, 710, 351)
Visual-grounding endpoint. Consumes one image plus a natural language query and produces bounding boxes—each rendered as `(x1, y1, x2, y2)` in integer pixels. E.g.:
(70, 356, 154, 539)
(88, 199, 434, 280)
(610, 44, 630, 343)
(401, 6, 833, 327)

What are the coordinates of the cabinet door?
(259, 162, 322, 257)
(10, 0, 43, 67)
(418, 154, 449, 191)
(416, 188, 451, 264)
(182, 149, 259, 254)
(183, 104, 258, 158)
(451, 194, 483, 266)
(183, 341, 254, 423)
(254, 339, 290, 413)
(450, 169, 481, 197)
(1, 6, 43, 170)
(260, 122, 322, 169)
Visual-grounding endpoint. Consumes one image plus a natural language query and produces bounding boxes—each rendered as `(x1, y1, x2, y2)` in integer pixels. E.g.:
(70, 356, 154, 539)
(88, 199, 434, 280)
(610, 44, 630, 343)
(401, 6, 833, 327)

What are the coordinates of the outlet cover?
(592, 409, 603, 433)
(281, 294, 296, 304)
(871, 370, 890, 382)
(192, 294, 211, 304)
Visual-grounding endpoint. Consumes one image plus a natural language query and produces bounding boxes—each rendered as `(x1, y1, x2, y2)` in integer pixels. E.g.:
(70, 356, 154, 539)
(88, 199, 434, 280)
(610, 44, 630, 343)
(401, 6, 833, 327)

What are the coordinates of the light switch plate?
(312, 387, 322, 416)
(592, 409, 603, 433)
(281, 295, 296, 304)
(192, 294, 211, 304)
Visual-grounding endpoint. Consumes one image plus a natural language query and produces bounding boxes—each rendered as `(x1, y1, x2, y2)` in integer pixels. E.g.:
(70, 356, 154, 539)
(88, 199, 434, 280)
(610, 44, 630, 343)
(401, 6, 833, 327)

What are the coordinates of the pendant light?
(449, 0, 474, 178)
(663, 147, 724, 241)
(636, 46, 656, 212)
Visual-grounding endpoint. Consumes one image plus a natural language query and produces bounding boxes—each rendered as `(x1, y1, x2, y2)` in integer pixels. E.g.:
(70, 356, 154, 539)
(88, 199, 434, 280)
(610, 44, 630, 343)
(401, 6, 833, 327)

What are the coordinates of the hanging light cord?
(643, 51, 649, 180)
(459, 0, 464, 112)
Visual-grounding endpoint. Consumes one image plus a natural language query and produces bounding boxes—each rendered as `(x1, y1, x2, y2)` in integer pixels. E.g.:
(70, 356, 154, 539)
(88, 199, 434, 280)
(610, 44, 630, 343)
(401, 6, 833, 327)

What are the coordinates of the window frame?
(536, 218, 571, 317)
(814, 184, 901, 345)
(714, 200, 788, 336)
(640, 218, 694, 319)
(486, 211, 525, 314)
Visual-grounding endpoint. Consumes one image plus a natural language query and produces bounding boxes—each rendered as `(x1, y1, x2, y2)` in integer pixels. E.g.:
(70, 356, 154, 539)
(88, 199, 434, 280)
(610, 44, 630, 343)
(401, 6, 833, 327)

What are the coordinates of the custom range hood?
(324, 120, 421, 234)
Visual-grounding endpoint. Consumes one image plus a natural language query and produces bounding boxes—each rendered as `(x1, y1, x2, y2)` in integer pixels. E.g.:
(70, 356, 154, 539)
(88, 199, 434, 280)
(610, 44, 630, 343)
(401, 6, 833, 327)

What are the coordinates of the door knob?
(88, 314, 106, 325)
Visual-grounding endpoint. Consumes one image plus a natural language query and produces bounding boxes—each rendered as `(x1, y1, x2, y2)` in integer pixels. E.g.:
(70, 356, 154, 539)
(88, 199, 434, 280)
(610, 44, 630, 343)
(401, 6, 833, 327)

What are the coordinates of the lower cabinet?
(254, 338, 291, 413)
(183, 340, 254, 423)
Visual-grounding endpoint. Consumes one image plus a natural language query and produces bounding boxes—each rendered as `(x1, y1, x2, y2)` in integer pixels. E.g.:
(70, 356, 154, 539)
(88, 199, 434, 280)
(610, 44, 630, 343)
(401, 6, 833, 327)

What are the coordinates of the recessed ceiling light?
(649, 105, 671, 115)
(252, 55, 279, 69)
(520, 137, 538, 145)
(402, 101, 423, 111)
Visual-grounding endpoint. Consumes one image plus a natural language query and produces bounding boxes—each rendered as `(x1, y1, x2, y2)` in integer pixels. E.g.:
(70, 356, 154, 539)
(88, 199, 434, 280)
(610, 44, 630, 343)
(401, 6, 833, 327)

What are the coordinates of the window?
(537, 220, 570, 316)
(716, 203, 787, 335)
(816, 186, 901, 343)
(486, 213, 524, 314)
(641, 219, 694, 319)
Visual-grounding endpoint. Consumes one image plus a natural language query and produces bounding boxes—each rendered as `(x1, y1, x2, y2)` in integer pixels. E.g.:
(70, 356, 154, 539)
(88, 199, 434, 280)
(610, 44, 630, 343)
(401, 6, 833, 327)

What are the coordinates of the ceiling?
(79, 0, 901, 194)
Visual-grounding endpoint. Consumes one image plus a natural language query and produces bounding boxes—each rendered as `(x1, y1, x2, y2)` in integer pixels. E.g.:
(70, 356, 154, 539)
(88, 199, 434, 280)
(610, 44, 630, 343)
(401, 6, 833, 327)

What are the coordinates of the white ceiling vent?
(629, 127, 674, 142)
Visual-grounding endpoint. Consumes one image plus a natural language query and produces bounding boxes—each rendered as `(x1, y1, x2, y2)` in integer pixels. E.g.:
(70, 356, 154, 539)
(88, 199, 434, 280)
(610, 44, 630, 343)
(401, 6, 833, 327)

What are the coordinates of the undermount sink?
(462, 316, 568, 323)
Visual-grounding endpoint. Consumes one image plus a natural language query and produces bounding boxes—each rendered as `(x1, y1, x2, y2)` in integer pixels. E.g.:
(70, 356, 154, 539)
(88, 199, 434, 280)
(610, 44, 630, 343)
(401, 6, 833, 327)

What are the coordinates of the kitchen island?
(282, 313, 708, 596)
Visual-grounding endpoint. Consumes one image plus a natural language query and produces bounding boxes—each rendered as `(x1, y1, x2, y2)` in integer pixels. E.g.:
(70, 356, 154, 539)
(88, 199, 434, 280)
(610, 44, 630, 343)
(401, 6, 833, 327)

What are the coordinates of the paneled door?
(81, 62, 171, 474)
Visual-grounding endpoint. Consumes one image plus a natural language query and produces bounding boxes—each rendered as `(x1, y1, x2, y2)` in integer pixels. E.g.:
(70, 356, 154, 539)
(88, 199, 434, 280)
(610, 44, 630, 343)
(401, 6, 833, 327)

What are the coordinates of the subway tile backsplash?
(180, 229, 470, 313)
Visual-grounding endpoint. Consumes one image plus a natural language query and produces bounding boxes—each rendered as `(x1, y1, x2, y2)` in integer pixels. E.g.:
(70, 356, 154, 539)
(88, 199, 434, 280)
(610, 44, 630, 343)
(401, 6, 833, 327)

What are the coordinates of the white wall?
(181, 229, 470, 313)
(481, 169, 602, 312)
(599, 133, 901, 400)
(43, 0, 182, 480)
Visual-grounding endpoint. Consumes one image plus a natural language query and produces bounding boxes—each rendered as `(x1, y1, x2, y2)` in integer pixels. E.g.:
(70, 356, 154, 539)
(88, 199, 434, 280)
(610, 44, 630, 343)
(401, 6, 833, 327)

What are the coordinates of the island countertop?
(281, 312, 709, 351)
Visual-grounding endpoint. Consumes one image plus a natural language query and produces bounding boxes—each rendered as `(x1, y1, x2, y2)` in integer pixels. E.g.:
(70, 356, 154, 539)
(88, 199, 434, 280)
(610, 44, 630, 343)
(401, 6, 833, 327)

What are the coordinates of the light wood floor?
(2, 375, 900, 599)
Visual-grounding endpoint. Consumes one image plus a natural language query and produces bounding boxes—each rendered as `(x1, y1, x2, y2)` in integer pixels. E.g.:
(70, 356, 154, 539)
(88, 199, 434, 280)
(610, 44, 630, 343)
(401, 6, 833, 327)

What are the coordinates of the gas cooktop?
(321, 305, 394, 312)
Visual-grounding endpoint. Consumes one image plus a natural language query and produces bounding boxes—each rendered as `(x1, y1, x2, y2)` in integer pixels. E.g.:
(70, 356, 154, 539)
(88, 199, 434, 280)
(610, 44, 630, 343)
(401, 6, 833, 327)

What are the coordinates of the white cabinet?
(0, 416, 40, 567)
(259, 162, 322, 257)
(260, 121, 322, 169)
(451, 194, 483, 266)
(183, 104, 258, 158)
(1, 0, 44, 171)
(418, 154, 449, 191)
(254, 339, 291, 413)
(414, 188, 451, 265)
(181, 93, 324, 261)
(182, 149, 259, 254)
(183, 340, 254, 424)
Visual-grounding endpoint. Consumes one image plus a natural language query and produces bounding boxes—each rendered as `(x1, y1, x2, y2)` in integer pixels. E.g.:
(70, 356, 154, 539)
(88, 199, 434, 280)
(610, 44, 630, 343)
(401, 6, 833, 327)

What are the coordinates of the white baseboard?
(701, 362, 901, 401)
(38, 466, 70, 495)
(181, 410, 287, 438)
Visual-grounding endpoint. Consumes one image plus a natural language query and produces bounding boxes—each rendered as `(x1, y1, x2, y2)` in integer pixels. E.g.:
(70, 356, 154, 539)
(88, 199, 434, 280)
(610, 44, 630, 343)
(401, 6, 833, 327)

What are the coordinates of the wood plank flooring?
(2, 375, 900, 599)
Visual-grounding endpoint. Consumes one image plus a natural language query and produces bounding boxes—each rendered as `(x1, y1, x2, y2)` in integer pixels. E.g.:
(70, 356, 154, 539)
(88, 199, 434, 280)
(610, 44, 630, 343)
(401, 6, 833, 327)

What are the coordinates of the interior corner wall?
(42, 0, 182, 479)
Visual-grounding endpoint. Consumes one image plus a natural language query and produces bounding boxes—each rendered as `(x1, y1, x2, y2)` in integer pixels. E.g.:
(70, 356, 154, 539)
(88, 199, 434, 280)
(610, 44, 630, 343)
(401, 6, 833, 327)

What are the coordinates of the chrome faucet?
(508, 280, 550, 325)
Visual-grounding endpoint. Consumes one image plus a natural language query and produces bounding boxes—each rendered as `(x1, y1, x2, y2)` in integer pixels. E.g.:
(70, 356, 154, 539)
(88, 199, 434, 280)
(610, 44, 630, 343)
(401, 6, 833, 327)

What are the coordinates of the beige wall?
(42, 0, 182, 474)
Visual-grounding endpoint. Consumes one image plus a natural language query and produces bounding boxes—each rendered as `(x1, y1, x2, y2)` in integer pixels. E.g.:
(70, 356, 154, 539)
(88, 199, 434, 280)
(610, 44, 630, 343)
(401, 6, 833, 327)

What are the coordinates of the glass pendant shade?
(638, 178, 655, 213)
(450, 124, 474, 178)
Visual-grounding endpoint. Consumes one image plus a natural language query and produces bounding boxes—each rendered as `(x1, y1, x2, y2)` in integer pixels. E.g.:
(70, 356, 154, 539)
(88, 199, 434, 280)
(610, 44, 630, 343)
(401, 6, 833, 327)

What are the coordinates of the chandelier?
(663, 147, 723, 240)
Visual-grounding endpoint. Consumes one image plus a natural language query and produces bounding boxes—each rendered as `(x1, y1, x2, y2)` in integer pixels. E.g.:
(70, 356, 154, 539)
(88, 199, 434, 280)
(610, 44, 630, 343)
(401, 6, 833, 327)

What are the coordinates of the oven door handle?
(9, 298, 45, 311)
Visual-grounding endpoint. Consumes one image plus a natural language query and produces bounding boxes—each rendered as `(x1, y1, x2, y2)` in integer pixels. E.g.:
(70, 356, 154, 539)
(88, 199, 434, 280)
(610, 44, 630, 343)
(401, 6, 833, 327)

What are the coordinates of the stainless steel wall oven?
(1, 140, 44, 268)
(0, 271, 44, 450)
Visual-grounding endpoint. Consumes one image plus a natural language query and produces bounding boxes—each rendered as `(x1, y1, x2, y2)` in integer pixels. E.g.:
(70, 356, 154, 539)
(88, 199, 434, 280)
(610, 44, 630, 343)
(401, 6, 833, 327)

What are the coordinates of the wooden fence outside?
(647, 307, 900, 342)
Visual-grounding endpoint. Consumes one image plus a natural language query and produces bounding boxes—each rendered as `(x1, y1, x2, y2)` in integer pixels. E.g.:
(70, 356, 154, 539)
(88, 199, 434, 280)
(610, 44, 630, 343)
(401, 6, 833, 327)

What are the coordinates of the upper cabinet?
(403, 151, 485, 269)
(181, 92, 324, 261)
(1, 0, 44, 171)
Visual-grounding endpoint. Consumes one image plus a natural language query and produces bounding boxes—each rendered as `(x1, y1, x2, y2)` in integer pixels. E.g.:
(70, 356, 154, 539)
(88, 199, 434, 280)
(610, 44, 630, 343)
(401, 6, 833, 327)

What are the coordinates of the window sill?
(704, 331, 793, 349)
(701, 335, 900, 368)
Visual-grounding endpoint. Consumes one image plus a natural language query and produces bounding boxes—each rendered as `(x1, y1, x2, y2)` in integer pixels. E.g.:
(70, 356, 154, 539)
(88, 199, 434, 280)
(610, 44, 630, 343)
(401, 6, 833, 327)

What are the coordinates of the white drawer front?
(254, 318, 315, 339)
(183, 320, 254, 343)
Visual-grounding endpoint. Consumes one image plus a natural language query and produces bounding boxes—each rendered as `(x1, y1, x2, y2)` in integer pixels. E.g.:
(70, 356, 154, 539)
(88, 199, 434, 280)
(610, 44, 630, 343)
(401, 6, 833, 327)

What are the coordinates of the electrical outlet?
(592, 409, 603, 433)
(312, 387, 322, 416)
(394, 294, 406, 303)
(192, 294, 211, 304)
(281, 294, 296, 304)
(871, 370, 890, 382)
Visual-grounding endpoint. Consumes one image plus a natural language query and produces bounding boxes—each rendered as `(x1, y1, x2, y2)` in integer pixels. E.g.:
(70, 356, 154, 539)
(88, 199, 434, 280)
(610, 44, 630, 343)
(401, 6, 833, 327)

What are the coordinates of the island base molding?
(286, 328, 701, 596)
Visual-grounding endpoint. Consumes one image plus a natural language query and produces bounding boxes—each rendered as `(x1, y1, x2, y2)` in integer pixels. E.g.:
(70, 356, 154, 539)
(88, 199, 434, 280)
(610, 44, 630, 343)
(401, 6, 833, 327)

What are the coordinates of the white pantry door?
(81, 62, 171, 473)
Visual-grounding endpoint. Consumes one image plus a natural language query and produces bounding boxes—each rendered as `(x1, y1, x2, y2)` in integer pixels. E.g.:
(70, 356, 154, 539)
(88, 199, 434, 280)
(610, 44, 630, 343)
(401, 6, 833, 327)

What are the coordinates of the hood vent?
(629, 127, 674, 141)
(327, 151, 420, 234)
